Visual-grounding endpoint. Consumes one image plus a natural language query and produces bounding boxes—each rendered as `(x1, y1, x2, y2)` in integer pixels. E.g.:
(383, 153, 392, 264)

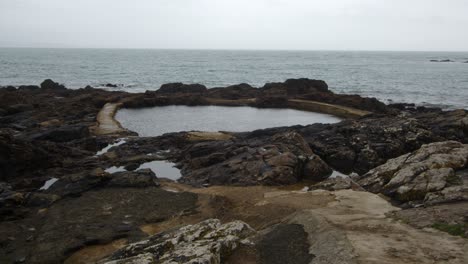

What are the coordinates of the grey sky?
(1, 0, 467, 51)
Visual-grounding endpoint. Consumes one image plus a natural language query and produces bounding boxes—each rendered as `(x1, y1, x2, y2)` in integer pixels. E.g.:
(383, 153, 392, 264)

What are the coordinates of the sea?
(1, 48, 467, 109)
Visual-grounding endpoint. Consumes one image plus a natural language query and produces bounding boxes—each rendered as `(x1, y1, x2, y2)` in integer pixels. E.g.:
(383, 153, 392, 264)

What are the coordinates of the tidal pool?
(116, 105, 341, 137)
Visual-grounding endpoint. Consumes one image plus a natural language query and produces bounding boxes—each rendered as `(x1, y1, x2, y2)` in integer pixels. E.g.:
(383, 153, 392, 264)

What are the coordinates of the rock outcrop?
(40, 79, 66, 90)
(100, 219, 255, 264)
(356, 141, 468, 206)
(178, 131, 331, 186)
(157, 83, 207, 94)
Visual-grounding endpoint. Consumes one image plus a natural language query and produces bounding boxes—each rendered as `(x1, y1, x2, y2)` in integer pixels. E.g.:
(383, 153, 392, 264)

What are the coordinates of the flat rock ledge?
(356, 140, 468, 206)
(99, 219, 255, 264)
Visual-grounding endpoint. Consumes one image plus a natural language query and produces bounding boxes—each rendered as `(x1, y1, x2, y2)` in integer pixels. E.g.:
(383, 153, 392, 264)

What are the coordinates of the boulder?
(40, 79, 66, 90)
(356, 141, 468, 205)
(100, 219, 255, 264)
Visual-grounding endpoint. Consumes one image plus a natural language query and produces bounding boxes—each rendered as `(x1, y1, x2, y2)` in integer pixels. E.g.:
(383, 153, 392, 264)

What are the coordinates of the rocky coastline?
(1, 78, 467, 263)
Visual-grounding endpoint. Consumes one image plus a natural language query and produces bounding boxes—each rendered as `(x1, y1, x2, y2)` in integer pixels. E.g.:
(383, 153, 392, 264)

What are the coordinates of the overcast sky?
(1, 0, 467, 51)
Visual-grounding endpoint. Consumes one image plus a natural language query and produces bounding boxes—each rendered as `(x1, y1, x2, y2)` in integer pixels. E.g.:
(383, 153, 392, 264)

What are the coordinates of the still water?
(116, 105, 341, 137)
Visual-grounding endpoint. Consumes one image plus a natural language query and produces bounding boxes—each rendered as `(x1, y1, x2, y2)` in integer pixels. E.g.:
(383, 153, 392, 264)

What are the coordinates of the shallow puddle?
(105, 166, 127, 174)
(137, 160, 181, 181)
(96, 139, 126, 156)
(39, 178, 59, 190)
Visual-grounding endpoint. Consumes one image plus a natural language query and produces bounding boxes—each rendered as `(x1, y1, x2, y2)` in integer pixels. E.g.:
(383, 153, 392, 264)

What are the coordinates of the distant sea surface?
(1, 48, 467, 109)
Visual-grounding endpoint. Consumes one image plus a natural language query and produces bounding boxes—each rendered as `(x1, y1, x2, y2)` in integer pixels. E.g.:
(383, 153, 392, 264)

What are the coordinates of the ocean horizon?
(1, 47, 467, 109)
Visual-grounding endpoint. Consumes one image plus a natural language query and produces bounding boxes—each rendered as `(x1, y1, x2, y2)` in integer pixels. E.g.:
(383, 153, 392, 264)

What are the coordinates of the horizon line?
(1, 46, 467, 53)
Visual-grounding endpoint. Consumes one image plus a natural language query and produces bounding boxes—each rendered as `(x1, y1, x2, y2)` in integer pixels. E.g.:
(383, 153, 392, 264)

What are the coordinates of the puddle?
(96, 139, 127, 156)
(40, 178, 59, 190)
(105, 166, 127, 174)
(137, 161, 181, 181)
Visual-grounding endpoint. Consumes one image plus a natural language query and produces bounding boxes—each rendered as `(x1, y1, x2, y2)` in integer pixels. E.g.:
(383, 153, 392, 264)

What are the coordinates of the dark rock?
(1, 86, 16, 91)
(0, 130, 60, 182)
(254, 96, 289, 108)
(206, 83, 258, 99)
(107, 169, 159, 188)
(18, 85, 39, 91)
(123, 163, 140, 171)
(5, 104, 34, 115)
(261, 78, 329, 97)
(179, 131, 331, 186)
(28, 124, 89, 142)
(256, 224, 313, 264)
(40, 79, 66, 90)
(47, 169, 110, 197)
(24, 192, 61, 207)
(22, 188, 198, 264)
(105, 83, 118, 88)
(157, 83, 207, 94)
(430, 59, 453, 62)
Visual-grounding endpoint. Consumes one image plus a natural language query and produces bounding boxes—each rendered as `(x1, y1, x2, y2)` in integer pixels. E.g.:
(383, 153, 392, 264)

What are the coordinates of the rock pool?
(116, 105, 341, 137)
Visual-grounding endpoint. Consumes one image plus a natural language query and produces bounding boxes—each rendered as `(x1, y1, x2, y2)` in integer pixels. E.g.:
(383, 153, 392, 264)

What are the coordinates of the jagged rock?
(300, 116, 437, 174)
(100, 219, 255, 264)
(356, 141, 468, 205)
(179, 132, 331, 186)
